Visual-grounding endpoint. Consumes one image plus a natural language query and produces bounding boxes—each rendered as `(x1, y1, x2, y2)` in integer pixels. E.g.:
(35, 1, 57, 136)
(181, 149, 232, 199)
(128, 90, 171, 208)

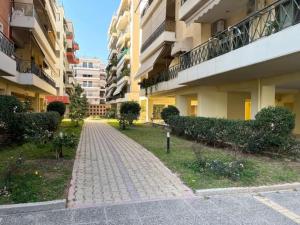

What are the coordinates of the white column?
(197, 90, 228, 118)
(260, 85, 276, 109)
(175, 95, 188, 116)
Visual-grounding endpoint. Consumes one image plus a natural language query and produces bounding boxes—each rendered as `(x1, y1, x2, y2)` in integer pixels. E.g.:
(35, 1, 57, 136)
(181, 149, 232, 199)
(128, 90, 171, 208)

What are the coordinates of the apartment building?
(0, 0, 78, 112)
(137, 0, 300, 134)
(106, 0, 140, 112)
(73, 58, 107, 116)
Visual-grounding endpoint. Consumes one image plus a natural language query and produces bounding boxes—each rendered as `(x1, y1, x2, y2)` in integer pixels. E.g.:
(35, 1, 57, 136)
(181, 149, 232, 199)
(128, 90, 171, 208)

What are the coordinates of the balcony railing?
(180, 0, 300, 70)
(141, 0, 154, 17)
(141, 20, 175, 53)
(140, 0, 300, 93)
(16, 59, 56, 88)
(117, 48, 129, 64)
(140, 64, 180, 91)
(0, 31, 14, 57)
(12, 3, 56, 52)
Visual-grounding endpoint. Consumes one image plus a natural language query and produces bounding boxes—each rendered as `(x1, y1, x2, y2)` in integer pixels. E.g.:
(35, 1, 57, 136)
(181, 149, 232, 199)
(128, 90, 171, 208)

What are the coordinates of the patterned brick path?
(68, 121, 193, 207)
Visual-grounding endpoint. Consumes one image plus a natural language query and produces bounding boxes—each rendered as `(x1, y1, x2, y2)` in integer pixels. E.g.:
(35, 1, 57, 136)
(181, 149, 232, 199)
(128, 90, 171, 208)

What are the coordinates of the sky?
(61, 0, 121, 64)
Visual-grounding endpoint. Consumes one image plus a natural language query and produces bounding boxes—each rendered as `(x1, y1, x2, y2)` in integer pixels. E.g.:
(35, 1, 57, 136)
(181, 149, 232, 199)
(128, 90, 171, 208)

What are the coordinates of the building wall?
(0, 0, 11, 37)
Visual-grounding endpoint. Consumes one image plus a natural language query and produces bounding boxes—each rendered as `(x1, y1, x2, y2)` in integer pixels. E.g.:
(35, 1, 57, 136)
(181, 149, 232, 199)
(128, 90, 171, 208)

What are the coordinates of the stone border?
(0, 200, 66, 216)
(196, 183, 300, 197)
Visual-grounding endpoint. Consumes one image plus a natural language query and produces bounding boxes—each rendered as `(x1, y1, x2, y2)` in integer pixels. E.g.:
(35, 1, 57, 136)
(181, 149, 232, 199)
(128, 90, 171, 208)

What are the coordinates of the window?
(83, 74, 93, 77)
(88, 62, 93, 68)
(82, 81, 92, 87)
(83, 62, 88, 68)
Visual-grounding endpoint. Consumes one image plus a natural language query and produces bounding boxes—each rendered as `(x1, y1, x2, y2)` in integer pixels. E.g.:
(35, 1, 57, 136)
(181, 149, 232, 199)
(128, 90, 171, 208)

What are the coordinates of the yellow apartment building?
(136, 0, 300, 134)
(0, 0, 77, 112)
(106, 0, 140, 112)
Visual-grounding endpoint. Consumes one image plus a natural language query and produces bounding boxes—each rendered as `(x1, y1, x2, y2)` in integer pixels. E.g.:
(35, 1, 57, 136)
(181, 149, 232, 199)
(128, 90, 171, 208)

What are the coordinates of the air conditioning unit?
(211, 19, 226, 36)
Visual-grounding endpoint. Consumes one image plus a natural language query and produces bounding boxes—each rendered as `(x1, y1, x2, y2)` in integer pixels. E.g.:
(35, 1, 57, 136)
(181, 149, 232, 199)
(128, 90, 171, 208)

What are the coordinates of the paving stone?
(68, 121, 193, 207)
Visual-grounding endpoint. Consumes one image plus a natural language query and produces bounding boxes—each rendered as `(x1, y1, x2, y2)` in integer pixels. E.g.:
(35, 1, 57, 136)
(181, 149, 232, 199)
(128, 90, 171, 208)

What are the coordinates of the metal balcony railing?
(141, 0, 154, 17)
(16, 59, 56, 88)
(139, 0, 300, 92)
(0, 31, 14, 57)
(180, 0, 300, 70)
(141, 20, 175, 53)
(117, 48, 129, 64)
(140, 64, 180, 91)
(12, 2, 56, 52)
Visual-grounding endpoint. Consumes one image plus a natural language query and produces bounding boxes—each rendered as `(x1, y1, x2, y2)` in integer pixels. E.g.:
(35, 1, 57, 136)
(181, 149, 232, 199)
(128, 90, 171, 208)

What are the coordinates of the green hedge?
(47, 101, 66, 117)
(167, 107, 296, 154)
(13, 112, 61, 138)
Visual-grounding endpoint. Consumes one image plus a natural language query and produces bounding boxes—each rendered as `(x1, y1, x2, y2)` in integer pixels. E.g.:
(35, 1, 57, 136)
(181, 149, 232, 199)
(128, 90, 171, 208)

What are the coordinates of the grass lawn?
(107, 120, 300, 190)
(0, 120, 82, 205)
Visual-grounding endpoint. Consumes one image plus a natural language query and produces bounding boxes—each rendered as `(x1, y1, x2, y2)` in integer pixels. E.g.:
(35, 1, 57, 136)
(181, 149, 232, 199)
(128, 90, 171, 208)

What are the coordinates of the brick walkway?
(68, 121, 193, 207)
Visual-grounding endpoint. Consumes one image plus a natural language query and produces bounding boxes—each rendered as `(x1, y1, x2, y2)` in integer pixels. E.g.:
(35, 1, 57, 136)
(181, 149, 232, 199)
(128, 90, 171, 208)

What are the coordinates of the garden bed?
(0, 120, 82, 205)
(108, 120, 300, 190)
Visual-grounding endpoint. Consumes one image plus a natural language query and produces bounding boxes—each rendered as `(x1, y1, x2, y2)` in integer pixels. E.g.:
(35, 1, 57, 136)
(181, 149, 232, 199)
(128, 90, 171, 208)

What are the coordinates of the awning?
(135, 46, 165, 79)
(45, 96, 70, 104)
(113, 80, 128, 96)
(105, 88, 115, 98)
(171, 37, 193, 56)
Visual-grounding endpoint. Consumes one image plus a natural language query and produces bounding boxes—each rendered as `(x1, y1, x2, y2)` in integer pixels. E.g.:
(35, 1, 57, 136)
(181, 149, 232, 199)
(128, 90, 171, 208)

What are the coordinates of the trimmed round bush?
(47, 101, 66, 117)
(254, 106, 295, 150)
(120, 102, 141, 125)
(161, 105, 180, 124)
(120, 101, 141, 116)
(0, 95, 23, 133)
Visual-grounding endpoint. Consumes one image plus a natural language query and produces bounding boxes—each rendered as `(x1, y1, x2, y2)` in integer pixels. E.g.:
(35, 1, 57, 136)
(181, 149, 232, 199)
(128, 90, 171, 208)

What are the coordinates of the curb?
(195, 183, 300, 197)
(0, 200, 66, 216)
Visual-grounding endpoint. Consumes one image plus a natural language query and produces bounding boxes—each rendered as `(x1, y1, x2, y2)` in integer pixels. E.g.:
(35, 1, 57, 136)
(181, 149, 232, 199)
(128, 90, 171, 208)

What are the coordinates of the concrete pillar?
(294, 92, 300, 135)
(146, 98, 154, 121)
(32, 93, 40, 112)
(175, 95, 189, 116)
(197, 90, 228, 118)
(251, 90, 259, 119)
(261, 85, 276, 109)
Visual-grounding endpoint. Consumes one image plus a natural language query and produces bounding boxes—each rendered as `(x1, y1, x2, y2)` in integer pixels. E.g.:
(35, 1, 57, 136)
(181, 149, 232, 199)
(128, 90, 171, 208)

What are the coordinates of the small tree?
(119, 101, 141, 129)
(161, 105, 180, 124)
(47, 101, 66, 117)
(68, 84, 88, 126)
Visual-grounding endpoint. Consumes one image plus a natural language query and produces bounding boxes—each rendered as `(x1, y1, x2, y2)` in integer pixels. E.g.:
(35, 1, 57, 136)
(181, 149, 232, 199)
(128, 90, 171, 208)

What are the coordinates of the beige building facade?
(106, 0, 140, 112)
(136, 0, 300, 134)
(0, 0, 78, 112)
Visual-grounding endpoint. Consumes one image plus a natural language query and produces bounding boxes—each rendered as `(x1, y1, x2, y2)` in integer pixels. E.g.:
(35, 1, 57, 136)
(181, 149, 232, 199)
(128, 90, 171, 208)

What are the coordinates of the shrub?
(14, 112, 61, 140)
(192, 144, 246, 181)
(47, 101, 66, 117)
(161, 105, 180, 124)
(167, 106, 297, 155)
(254, 107, 295, 151)
(0, 96, 23, 134)
(106, 108, 116, 119)
(53, 132, 77, 159)
(119, 102, 141, 128)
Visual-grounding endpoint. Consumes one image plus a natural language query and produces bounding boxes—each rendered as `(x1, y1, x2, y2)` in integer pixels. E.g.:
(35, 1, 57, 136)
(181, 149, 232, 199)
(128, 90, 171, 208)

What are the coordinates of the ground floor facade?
(141, 72, 300, 134)
(0, 77, 49, 112)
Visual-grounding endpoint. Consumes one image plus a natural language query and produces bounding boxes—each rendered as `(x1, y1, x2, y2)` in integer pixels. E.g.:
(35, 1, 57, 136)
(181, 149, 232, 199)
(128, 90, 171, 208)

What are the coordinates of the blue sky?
(61, 0, 120, 64)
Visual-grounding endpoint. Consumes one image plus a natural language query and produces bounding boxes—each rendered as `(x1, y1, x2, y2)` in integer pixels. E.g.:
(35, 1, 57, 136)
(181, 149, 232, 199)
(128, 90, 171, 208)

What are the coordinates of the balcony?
(139, 64, 181, 95)
(73, 42, 79, 50)
(141, 20, 176, 61)
(16, 59, 57, 95)
(139, 0, 300, 93)
(66, 52, 79, 64)
(116, 31, 130, 49)
(180, 0, 252, 24)
(141, 0, 154, 17)
(116, 11, 130, 31)
(11, 3, 57, 62)
(0, 31, 17, 76)
(117, 49, 130, 73)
